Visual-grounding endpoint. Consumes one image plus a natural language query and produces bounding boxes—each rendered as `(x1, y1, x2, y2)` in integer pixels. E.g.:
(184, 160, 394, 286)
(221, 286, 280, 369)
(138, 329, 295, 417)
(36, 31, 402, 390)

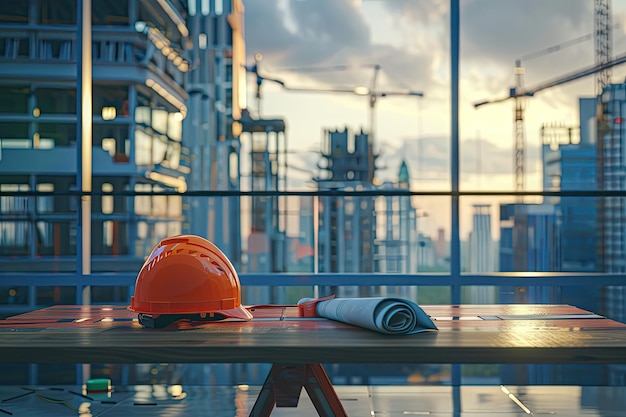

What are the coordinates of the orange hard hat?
(129, 234, 252, 327)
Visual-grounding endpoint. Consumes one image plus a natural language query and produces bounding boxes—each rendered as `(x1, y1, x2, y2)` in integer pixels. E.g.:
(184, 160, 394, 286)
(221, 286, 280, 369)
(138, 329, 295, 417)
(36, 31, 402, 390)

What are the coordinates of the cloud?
(461, 0, 592, 64)
(243, 0, 626, 185)
(382, 1, 611, 96)
(244, 0, 369, 66)
(243, 0, 434, 93)
(243, 0, 620, 108)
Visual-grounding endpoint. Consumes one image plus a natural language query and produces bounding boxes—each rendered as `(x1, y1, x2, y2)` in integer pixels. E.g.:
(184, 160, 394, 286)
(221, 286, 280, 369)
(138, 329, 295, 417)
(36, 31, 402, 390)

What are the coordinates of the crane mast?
(514, 60, 526, 194)
(595, 0, 612, 94)
(595, 0, 611, 272)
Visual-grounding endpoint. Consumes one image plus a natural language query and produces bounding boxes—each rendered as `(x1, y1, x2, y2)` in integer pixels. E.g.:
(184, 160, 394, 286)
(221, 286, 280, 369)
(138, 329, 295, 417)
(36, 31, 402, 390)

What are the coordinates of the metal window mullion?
(450, 0, 461, 305)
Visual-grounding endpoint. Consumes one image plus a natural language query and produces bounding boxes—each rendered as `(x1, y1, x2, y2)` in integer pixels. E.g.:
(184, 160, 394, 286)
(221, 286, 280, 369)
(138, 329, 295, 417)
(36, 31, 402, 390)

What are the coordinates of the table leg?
(249, 363, 348, 417)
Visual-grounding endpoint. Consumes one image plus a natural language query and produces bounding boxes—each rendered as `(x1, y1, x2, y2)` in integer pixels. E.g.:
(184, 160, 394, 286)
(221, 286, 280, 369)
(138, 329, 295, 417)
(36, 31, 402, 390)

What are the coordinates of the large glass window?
(35, 88, 76, 115)
(0, 86, 28, 114)
(36, 183, 54, 214)
(92, 0, 129, 26)
(93, 85, 128, 118)
(37, 123, 76, 147)
(0, 36, 29, 59)
(0, 123, 29, 140)
(93, 124, 129, 159)
(0, 3, 28, 23)
(0, 220, 30, 255)
(38, 0, 76, 25)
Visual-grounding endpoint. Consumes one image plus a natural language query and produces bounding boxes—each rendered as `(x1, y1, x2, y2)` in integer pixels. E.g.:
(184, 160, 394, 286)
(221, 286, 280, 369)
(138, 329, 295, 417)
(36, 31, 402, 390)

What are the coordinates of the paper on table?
(298, 297, 438, 335)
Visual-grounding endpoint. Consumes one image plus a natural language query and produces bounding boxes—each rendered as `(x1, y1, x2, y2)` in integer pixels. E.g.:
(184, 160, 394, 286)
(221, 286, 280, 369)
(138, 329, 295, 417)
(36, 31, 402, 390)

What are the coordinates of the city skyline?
(242, 0, 626, 238)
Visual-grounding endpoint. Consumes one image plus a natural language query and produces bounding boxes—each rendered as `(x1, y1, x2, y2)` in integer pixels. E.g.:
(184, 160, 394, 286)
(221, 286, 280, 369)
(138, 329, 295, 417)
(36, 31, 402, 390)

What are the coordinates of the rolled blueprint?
(298, 297, 438, 335)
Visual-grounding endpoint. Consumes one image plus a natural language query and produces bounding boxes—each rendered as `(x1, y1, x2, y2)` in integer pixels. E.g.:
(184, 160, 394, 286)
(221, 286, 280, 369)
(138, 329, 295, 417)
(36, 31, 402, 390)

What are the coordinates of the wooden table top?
(1, 304, 625, 365)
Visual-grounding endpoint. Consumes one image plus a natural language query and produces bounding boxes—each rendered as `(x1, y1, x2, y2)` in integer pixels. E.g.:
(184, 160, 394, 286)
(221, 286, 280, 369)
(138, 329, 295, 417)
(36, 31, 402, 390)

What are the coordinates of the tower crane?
(595, 0, 612, 95)
(243, 53, 286, 118)
(475, 34, 623, 194)
(243, 55, 378, 118)
(244, 58, 424, 147)
(594, 0, 612, 271)
(274, 64, 424, 146)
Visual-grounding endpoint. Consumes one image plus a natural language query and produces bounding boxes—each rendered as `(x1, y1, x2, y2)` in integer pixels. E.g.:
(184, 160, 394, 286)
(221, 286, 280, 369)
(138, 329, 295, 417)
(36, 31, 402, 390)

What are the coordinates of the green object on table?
(86, 378, 111, 392)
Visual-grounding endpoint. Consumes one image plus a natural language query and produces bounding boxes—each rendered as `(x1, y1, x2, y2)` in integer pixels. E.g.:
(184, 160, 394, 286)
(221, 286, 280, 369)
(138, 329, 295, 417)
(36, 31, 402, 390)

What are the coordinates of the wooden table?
(1, 304, 625, 417)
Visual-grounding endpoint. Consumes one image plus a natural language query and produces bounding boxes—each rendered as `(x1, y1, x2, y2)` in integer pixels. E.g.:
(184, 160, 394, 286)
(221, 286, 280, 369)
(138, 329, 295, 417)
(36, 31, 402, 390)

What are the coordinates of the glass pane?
(39, 0, 76, 25)
(35, 88, 76, 114)
(134, 129, 152, 165)
(0, 86, 28, 113)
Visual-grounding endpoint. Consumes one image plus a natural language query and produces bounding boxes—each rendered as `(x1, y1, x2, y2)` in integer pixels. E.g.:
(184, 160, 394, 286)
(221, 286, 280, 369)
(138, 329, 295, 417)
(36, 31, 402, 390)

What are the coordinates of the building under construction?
(0, 0, 246, 302)
(315, 128, 377, 278)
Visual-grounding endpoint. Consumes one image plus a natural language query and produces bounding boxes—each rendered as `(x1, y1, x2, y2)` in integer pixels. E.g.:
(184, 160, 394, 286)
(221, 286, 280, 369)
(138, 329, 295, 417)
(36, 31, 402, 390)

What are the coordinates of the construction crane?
(243, 53, 287, 117)
(477, 4, 614, 195)
(475, 37, 625, 194)
(595, 0, 612, 95)
(594, 0, 612, 272)
(243, 55, 375, 118)
(244, 58, 424, 147)
(276, 64, 424, 146)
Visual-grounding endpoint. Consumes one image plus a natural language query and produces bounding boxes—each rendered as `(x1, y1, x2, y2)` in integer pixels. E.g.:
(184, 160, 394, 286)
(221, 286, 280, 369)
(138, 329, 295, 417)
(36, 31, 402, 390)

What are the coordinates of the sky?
(240, 0, 626, 239)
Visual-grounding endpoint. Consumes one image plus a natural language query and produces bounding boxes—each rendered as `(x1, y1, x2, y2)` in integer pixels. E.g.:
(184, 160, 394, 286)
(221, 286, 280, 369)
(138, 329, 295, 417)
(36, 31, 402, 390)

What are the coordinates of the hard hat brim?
(220, 305, 254, 321)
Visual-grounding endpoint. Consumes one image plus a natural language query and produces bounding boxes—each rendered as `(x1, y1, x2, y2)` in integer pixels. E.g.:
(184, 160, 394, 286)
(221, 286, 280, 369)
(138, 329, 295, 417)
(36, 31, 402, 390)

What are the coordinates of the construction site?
(2, 1, 626, 413)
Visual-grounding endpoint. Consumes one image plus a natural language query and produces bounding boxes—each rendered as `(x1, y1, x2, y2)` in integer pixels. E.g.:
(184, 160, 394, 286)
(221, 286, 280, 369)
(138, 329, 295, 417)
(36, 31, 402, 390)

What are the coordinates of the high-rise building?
(0, 0, 245, 303)
(468, 204, 496, 303)
(315, 128, 377, 297)
(499, 203, 560, 303)
(376, 161, 418, 274)
(238, 114, 287, 275)
(597, 83, 626, 322)
(374, 161, 419, 299)
(183, 0, 246, 268)
(542, 98, 598, 272)
(316, 128, 376, 275)
(542, 97, 599, 313)
(469, 204, 495, 272)
(0, 1, 190, 276)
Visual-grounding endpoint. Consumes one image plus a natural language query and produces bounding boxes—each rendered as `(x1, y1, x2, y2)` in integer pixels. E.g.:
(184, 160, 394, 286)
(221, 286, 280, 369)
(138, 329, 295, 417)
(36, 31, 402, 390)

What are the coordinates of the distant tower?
(374, 161, 419, 299)
(378, 160, 417, 273)
(469, 204, 494, 273)
(238, 114, 287, 275)
(398, 160, 410, 187)
(468, 204, 496, 303)
(397, 161, 417, 274)
(237, 113, 288, 305)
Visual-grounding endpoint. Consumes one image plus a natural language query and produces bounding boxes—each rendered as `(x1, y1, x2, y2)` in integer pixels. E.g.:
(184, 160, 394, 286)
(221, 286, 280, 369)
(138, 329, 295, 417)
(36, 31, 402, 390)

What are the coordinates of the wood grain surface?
(1, 304, 625, 365)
